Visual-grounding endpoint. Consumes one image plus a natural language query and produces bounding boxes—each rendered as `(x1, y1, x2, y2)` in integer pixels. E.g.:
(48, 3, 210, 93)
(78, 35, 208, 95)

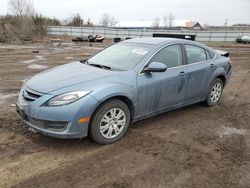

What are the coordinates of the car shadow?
(131, 102, 207, 129)
(12, 102, 208, 150)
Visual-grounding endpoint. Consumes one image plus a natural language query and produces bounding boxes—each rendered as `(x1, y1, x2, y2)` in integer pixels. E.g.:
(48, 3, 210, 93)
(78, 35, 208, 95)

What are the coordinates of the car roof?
(122, 37, 190, 45)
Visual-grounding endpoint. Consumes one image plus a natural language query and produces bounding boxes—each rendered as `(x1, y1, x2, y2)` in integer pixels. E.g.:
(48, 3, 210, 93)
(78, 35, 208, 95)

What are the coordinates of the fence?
(47, 26, 250, 42)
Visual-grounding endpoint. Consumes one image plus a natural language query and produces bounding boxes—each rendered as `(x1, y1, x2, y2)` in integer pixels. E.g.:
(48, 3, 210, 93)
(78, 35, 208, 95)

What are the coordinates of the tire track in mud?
(122, 129, 247, 187)
(11, 127, 247, 188)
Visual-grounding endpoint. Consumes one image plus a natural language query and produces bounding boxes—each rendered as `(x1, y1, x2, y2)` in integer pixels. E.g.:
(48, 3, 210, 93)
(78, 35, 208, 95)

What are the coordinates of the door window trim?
(139, 43, 185, 74)
(138, 42, 217, 75)
(183, 43, 216, 65)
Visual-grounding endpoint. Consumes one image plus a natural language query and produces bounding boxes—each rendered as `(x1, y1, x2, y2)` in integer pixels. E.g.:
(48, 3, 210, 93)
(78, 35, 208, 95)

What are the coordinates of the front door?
(136, 44, 187, 117)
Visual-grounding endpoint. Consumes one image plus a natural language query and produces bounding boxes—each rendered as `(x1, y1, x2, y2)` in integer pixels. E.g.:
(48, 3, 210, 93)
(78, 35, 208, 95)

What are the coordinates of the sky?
(0, 0, 249, 26)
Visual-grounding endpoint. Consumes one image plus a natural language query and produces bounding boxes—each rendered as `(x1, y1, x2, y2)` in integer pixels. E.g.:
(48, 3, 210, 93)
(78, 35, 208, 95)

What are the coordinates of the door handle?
(210, 64, 216, 69)
(179, 71, 186, 76)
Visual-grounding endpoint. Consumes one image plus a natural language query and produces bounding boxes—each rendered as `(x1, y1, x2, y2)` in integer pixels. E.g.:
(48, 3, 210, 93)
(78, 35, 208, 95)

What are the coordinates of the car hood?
(26, 62, 120, 93)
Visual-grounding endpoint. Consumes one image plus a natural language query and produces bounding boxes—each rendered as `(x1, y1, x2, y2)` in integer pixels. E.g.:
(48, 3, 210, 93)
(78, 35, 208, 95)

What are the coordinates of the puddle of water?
(21, 59, 39, 64)
(28, 64, 48, 70)
(61, 43, 74, 46)
(218, 126, 246, 137)
(65, 57, 74, 59)
(21, 55, 47, 64)
(64, 47, 73, 50)
(53, 43, 62, 47)
(35, 55, 45, 59)
(0, 93, 18, 105)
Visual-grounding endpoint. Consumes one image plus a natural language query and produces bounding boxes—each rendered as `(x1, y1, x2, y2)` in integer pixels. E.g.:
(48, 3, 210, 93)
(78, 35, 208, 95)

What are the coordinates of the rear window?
(208, 50, 215, 59)
(185, 45, 207, 64)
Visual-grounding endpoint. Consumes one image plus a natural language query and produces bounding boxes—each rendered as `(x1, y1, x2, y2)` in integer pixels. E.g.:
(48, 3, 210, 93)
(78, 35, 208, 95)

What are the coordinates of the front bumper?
(16, 87, 99, 139)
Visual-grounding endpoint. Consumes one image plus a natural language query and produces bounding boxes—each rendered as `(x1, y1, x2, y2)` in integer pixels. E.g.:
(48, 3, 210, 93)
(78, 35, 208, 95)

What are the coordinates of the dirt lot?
(0, 40, 249, 188)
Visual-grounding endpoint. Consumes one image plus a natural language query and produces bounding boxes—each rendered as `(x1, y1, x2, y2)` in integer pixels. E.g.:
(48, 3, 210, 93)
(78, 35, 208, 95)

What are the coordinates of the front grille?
(27, 116, 68, 132)
(22, 89, 43, 102)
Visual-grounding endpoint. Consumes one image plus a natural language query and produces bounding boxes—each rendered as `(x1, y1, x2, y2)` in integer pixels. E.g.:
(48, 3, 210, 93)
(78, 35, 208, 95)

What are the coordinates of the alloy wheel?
(100, 108, 126, 139)
(210, 82, 222, 103)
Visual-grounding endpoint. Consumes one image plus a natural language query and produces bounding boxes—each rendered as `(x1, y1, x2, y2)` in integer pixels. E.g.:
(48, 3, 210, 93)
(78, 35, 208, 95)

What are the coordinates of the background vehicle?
(236, 35, 250, 43)
(17, 38, 232, 144)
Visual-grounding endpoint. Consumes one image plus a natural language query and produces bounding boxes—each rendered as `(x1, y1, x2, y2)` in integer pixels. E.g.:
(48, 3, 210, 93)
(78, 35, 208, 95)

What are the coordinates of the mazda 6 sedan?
(17, 38, 232, 144)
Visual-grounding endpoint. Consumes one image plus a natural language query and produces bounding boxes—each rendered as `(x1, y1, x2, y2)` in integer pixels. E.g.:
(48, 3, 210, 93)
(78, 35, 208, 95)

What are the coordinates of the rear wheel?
(89, 99, 130, 144)
(205, 78, 223, 107)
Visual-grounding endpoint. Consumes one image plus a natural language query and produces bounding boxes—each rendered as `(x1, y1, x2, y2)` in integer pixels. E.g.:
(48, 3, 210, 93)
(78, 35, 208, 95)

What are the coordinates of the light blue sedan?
(17, 38, 232, 144)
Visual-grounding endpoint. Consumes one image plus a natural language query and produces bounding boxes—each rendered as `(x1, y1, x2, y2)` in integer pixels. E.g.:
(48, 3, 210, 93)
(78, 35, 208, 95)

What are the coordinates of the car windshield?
(87, 43, 152, 71)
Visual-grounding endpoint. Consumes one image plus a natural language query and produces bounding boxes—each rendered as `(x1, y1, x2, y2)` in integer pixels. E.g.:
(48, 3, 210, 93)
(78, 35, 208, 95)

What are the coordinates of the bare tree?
(99, 13, 117, 27)
(86, 18, 93, 26)
(68, 13, 84, 27)
(8, 0, 35, 17)
(168, 13, 175, 28)
(109, 16, 117, 27)
(163, 15, 167, 29)
(152, 17, 160, 29)
(32, 13, 46, 37)
(100, 13, 110, 27)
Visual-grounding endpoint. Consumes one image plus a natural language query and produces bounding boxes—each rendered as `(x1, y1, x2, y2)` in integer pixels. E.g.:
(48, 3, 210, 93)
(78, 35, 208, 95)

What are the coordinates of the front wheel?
(205, 78, 223, 107)
(89, 99, 131, 144)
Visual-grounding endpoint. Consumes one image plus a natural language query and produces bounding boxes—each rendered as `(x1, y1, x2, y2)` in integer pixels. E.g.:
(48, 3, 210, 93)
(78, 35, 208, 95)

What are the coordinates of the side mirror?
(143, 62, 167, 73)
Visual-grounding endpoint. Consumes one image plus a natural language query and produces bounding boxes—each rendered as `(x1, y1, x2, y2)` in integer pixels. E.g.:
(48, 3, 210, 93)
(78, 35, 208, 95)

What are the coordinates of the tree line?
(0, 0, 118, 43)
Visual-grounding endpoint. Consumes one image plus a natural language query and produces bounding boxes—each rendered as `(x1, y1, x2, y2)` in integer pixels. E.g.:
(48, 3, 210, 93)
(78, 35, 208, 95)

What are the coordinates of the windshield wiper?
(88, 63, 112, 70)
(79, 59, 88, 63)
(80, 59, 112, 70)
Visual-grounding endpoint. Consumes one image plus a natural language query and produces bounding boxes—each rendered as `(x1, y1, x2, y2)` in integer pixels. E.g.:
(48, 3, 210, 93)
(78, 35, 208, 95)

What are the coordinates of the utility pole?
(224, 18, 228, 27)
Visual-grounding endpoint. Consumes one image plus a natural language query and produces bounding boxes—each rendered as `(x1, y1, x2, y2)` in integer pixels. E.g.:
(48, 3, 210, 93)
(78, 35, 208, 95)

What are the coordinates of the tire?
(89, 99, 131, 144)
(205, 78, 223, 107)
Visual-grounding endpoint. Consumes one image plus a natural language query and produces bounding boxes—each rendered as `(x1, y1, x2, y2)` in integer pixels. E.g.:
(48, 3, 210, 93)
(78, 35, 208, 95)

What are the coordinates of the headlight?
(45, 91, 91, 107)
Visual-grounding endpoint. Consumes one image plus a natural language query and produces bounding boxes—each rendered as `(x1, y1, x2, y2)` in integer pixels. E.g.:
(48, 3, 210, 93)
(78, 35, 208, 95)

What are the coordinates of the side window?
(205, 50, 212, 60)
(185, 45, 207, 64)
(150, 45, 183, 68)
(208, 50, 215, 59)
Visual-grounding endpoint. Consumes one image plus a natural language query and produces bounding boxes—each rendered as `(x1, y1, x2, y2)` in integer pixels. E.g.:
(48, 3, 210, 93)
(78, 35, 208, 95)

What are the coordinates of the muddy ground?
(0, 40, 249, 188)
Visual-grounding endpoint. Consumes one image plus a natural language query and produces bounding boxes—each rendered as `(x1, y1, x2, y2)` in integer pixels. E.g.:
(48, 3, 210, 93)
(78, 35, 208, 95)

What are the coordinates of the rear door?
(183, 44, 214, 102)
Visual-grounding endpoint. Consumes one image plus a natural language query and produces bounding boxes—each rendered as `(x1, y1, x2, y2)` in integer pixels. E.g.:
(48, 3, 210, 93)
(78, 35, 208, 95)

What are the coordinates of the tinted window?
(185, 45, 207, 64)
(150, 45, 182, 68)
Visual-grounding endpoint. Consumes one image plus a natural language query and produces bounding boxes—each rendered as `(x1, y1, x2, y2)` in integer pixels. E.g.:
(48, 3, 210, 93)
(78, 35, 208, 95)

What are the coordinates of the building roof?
(185, 21, 200, 28)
